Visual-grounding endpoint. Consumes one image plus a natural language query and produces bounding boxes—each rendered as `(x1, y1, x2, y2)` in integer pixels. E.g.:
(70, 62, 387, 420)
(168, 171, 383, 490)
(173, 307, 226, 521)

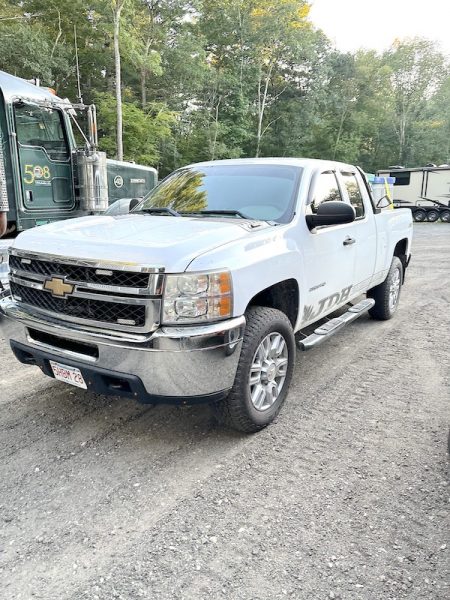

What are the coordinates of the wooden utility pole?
(112, 0, 126, 161)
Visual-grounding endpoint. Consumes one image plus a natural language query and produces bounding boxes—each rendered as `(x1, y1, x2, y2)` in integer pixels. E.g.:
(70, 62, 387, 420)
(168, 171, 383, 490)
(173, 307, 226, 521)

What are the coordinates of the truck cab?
(0, 70, 157, 235)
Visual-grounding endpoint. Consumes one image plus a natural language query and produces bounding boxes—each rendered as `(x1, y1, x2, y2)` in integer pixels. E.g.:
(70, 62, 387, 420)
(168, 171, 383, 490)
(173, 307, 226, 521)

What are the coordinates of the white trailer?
(377, 166, 450, 222)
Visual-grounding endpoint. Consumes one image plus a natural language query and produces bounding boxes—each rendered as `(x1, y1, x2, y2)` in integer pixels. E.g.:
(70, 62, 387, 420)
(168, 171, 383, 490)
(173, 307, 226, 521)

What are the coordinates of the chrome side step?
(297, 298, 375, 351)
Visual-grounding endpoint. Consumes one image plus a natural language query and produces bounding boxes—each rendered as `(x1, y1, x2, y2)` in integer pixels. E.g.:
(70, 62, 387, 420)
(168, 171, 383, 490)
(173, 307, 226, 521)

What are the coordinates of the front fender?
(187, 225, 305, 326)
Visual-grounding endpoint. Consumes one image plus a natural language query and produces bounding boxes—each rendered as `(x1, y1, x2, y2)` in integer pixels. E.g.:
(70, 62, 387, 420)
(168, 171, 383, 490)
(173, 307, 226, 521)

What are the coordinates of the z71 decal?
(303, 285, 353, 323)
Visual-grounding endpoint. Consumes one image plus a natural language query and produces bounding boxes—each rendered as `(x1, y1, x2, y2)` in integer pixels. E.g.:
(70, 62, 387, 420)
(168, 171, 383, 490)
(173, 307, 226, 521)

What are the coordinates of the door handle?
(343, 236, 355, 246)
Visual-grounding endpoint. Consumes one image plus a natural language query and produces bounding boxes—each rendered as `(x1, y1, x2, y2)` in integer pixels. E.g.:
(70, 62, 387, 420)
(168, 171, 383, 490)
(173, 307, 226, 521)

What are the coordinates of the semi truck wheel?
(440, 210, 450, 223)
(213, 306, 295, 433)
(427, 209, 440, 222)
(368, 256, 403, 321)
(413, 210, 426, 222)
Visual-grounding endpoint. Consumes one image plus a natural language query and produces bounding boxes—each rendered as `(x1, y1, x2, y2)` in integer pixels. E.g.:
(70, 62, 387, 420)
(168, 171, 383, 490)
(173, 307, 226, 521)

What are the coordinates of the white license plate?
(50, 361, 87, 389)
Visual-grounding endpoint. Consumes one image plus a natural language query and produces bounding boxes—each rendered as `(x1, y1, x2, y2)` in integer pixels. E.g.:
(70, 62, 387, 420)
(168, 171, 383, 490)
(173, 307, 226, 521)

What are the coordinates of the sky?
(308, 0, 450, 56)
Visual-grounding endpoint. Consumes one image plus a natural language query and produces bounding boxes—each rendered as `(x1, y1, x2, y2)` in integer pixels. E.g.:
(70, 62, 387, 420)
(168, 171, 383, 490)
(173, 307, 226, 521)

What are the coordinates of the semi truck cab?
(0, 70, 157, 235)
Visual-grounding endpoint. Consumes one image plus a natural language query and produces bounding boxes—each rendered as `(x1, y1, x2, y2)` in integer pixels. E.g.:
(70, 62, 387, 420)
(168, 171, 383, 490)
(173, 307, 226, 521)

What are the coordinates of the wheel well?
(393, 238, 408, 280)
(247, 279, 299, 327)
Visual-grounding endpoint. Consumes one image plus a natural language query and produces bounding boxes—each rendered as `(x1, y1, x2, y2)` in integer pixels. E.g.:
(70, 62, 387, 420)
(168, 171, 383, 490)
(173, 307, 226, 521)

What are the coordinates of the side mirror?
(104, 197, 141, 216)
(306, 201, 356, 229)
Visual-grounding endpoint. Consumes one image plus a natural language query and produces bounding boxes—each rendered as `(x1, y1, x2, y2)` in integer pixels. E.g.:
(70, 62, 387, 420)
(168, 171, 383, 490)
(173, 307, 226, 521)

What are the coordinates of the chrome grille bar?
(8, 250, 164, 333)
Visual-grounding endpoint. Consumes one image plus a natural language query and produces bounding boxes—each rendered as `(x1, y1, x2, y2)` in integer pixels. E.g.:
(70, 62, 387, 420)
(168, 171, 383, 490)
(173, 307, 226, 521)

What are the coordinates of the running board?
(297, 298, 375, 351)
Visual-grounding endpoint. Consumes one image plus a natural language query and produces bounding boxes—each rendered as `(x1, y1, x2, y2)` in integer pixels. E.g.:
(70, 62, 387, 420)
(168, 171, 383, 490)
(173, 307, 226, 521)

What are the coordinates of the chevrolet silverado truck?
(0, 159, 413, 432)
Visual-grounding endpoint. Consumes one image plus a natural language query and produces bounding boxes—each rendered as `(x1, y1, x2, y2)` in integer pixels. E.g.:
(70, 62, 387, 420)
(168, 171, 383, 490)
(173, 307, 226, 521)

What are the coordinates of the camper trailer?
(377, 165, 450, 222)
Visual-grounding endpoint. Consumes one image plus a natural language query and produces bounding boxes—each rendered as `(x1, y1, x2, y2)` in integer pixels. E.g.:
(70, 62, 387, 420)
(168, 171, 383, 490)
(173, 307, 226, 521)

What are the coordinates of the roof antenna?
(74, 24, 83, 104)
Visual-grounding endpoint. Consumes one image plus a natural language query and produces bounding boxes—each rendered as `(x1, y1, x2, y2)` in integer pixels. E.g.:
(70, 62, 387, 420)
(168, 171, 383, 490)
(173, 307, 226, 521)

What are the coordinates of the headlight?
(162, 271, 232, 324)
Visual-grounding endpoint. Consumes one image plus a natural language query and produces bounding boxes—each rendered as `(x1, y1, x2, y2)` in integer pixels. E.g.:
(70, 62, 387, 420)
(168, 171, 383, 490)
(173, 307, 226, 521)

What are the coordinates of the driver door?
(300, 170, 357, 327)
(14, 102, 74, 211)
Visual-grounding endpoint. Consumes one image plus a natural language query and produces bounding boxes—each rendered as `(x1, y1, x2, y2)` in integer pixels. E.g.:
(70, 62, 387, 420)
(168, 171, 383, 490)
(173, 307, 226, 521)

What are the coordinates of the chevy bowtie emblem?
(44, 277, 74, 298)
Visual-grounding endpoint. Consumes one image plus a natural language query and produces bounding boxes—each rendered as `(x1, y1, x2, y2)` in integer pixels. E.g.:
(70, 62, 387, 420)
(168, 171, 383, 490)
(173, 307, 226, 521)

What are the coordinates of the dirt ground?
(0, 222, 448, 600)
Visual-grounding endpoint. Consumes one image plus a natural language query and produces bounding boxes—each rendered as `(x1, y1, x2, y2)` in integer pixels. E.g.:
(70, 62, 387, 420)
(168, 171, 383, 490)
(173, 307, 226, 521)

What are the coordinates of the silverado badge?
(44, 277, 74, 298)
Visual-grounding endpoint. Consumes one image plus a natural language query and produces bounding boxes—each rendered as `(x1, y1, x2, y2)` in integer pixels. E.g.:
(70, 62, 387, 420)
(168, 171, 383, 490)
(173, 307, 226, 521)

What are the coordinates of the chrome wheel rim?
(389, 268, 401, 310)
(249, 332, 289, 412)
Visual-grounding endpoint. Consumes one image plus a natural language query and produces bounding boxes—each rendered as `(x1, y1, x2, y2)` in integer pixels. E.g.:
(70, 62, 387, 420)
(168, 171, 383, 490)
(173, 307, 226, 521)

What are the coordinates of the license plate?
(50, 361, 87, 389)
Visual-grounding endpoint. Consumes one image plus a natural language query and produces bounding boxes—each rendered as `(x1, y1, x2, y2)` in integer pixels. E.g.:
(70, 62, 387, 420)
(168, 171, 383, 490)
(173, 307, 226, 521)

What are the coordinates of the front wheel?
(213, 306, 295, 433)
(368, 256, 403, 320)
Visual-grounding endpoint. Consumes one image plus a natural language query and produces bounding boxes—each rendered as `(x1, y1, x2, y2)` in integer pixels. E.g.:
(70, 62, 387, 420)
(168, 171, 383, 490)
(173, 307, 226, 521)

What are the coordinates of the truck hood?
(12, 214, 270, 272)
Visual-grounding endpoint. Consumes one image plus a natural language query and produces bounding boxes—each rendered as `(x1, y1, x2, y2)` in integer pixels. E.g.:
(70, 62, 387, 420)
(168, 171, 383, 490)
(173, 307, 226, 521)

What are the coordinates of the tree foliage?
(0, 0, 449, 171)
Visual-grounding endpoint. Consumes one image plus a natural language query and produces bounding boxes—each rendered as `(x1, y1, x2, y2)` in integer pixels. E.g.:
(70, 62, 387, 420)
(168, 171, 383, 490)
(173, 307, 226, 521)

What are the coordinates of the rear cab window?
(340, 172, 365, 219)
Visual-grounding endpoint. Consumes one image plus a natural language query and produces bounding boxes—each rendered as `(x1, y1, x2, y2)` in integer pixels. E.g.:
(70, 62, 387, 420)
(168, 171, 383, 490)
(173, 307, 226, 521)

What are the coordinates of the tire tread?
(213, 306, 294, 433)
(368, 256, 403, 321)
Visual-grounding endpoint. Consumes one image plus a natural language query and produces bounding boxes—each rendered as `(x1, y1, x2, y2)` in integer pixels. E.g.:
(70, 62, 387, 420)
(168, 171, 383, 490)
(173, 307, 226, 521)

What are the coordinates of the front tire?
(213, 306, 295, 433)
(368, 256, 403, 320)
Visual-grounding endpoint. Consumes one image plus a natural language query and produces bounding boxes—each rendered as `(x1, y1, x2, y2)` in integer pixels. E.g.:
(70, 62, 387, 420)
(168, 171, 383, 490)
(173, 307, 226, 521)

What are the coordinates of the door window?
(14, 103, 69, 161)
(341, 172, 365, 218)
(309, 172, 343, 214)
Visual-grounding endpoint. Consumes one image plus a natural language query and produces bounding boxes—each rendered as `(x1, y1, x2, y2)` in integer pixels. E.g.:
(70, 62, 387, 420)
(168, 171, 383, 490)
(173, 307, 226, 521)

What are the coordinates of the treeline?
(1, 0, 449, 176)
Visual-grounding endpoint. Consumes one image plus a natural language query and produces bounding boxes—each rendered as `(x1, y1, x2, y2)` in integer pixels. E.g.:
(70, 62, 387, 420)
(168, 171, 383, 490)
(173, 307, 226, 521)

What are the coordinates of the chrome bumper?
(0, 297, 245, 401)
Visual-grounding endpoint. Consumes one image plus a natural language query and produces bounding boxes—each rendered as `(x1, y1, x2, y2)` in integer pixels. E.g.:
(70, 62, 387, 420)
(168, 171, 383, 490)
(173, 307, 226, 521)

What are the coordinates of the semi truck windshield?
(14, 103, 69, 161)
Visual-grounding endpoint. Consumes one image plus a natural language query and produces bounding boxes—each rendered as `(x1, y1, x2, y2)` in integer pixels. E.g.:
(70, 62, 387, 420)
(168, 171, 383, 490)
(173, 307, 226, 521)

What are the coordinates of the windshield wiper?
(182, 209, 279, 225)
(182, 209, 252, 219)
(139, 207, 181, 217)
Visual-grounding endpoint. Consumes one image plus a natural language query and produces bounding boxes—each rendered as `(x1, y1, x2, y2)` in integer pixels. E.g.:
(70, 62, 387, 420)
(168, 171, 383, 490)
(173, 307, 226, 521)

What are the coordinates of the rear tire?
(368, 256, 403, 321)
(413, 209, 426, 222)
(213, 306, 295, 433)
(427, 209, 439, 222)
(440, 210, 450, 223)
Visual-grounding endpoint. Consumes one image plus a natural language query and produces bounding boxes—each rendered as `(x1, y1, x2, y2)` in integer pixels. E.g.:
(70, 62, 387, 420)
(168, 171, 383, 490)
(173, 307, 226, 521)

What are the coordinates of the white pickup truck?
(0, 158, 412, 432)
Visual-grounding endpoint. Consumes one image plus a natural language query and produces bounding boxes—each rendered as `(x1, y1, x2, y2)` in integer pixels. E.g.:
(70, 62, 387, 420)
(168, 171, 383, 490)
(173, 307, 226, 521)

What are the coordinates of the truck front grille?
(8, 251, 163, 332)
(10, 282, 146, 326)
(9, 255, 150, 288)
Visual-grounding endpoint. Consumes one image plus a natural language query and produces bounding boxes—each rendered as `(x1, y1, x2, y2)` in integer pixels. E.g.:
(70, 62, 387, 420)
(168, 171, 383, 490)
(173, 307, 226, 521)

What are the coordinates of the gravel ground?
(0, 222, 448, 600)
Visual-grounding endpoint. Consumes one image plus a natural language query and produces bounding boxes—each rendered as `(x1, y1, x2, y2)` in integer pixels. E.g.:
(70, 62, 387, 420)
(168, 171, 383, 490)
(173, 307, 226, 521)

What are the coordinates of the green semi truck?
(0, 70, 157, 236)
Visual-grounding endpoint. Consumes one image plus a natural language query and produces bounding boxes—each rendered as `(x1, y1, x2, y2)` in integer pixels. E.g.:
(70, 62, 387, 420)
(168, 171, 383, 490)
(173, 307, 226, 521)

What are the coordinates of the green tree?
(0, 19, 71, 85)
(95, 91, 177, 164)
(383, 38, 448, 165)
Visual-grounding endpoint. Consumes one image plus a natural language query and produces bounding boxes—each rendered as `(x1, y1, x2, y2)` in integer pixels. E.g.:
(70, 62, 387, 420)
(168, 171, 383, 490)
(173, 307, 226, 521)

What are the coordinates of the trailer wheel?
(427, 209, 440, 222)
(213, 306, 295, 433)
(440, 210, 450, 223)
(413, 209, 426, 222)
(368, 256, 403, 321)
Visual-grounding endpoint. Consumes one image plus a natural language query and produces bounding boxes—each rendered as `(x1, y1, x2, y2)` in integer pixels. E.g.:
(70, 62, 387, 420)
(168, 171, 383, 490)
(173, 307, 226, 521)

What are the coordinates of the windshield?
(14, 103, 69, 161)
(135, 164, 302, 223)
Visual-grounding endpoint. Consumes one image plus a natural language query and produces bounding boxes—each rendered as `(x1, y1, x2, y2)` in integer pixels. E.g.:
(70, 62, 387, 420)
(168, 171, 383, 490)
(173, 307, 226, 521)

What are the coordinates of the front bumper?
(0, 297, 245, 404)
